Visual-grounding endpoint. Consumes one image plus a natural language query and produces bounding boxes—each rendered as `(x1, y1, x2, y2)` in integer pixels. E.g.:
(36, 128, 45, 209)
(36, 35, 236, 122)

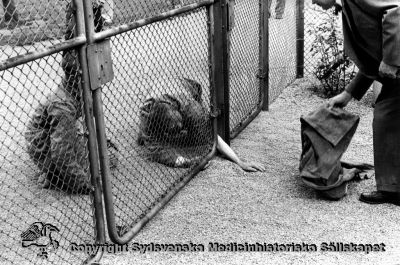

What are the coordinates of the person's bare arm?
(216, 135, 265, 172)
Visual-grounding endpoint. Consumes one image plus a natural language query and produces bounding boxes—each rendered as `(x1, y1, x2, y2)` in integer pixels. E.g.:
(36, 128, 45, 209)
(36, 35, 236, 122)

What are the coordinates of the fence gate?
(0, 0, 219, 263)
(0, 0, 104, 264)
(87, 0, 219, 245)
(228, 0, 268, 139)
(267, 0, 302, 105)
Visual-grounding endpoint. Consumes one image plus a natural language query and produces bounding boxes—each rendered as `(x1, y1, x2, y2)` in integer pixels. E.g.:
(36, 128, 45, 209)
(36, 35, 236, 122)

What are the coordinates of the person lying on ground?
(137, 77, 265, 172)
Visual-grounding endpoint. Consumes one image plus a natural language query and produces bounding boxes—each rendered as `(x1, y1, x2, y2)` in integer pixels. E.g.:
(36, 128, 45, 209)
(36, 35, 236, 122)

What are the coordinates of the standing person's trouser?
(268, 0, 286, 17)
(373, 79, 400, 193)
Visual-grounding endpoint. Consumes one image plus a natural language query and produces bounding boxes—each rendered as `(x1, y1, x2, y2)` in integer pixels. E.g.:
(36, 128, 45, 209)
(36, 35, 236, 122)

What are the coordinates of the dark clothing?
(342, 0, 400, 80)
(300, 105, 359, 189)
(345, 72, 373, 101)
(340, 0, 400, 193)
(373, 79, 400, 192)
(299, 105, 374, 199)
(25, 85, 91, 193)
(343, 0, 400, 99)
(2, 0, 19, 22)
(25, 1, 116, 193)
(138, 77, 210, 168)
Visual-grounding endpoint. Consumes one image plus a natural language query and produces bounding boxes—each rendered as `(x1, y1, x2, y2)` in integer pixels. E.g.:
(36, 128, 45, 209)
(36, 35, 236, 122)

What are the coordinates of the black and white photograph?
(0, 0, 399, 264)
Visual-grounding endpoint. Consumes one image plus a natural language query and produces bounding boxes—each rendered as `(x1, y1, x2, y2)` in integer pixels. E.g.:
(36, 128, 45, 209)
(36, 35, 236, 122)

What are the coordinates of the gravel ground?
(100, 78, 400, 265)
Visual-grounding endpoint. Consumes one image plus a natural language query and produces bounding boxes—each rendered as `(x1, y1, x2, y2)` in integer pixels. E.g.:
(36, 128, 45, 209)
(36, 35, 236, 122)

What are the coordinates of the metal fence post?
(296, 0, 304, 78)
(261, 0, 269, 111)
(81, 0, 129, 245)
(210, 0, 230, 144)
(74, 0, 106, 264)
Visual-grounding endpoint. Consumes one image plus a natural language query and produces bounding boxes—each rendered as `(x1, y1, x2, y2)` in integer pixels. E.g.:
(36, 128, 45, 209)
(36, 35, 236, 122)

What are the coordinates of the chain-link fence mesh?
(1, 0, 305, 263)
(0, 0, 69, 51)
(0, 1, 103, 263)
(98, 6, 214, 240)
(303, 2, 360, 98)
(0, 54, 96, 265)
(107, 0, 203, 26)
(229, 0, 300, 136)
(304, 1, 336, 77)
(268, 0, 298, 104)
(229, 0, 263, 136)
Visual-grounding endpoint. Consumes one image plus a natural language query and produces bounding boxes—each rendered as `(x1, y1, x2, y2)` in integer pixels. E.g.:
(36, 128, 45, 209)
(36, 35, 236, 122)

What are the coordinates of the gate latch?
(87, 38, 114, 90)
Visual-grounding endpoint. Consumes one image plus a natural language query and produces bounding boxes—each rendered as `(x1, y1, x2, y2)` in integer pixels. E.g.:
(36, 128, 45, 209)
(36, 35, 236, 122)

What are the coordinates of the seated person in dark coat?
(25, 1, 118, 194)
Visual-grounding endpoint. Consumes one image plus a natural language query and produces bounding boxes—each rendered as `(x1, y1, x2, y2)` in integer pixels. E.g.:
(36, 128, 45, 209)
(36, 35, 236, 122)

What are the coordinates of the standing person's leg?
(360, 79, 400, 205)
(275, 0, 286, 19)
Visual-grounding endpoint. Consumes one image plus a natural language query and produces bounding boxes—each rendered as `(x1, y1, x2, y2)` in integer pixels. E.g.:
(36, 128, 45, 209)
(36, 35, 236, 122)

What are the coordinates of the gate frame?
(229, 0, 269, 138)
(82, 1, 220, 245)
(0, 0, 108, 263)
(212, 0, 231, 144)
(77, 0, 107, 263)
(296, 0, 305, 78)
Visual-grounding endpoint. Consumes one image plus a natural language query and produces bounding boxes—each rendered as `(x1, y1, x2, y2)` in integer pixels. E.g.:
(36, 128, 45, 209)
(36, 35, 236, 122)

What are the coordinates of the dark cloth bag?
(299, 105, 367, 199)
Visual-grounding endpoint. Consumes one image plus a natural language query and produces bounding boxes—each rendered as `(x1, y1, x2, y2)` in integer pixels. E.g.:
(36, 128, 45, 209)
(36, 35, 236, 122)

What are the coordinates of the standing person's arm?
(328, 71, 374, 108)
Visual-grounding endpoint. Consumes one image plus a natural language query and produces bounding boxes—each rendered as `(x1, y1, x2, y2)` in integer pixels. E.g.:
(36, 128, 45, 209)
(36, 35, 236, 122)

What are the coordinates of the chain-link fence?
(303, 1, 363, 99)
(304, 2, 353, 77)
(267, 0, 300, 104)
(229, 0, 302, 137)
(229, 0, 265, 138)
(1, 0, 304, 264)
(0, 1, 105, 264)
(98, 4, 215, 244)
(304, 1, 336, 77)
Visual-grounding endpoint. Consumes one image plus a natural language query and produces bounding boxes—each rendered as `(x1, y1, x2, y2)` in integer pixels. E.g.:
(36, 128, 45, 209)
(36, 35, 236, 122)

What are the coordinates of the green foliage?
(308, 8, 356, 98)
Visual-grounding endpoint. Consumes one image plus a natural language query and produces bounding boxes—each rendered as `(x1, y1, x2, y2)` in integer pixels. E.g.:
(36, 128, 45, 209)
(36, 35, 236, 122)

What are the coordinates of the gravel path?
(101, 78, 400, 265)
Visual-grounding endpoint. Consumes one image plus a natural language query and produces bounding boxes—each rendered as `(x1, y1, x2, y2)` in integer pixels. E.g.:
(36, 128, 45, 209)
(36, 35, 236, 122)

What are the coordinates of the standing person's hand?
(379, 61, 400, 79)
(327, 91, 353, 108)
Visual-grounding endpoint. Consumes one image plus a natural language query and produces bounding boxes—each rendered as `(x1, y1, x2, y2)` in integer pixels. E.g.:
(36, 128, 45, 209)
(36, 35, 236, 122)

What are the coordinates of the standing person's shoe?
(275, 14, 283, 19)
(359, 191, 400, 206)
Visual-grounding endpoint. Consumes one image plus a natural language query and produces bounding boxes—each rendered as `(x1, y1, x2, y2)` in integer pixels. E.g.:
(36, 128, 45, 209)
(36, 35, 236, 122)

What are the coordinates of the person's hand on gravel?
(237, 161, 266, 172)
(327, 91, 352, 108)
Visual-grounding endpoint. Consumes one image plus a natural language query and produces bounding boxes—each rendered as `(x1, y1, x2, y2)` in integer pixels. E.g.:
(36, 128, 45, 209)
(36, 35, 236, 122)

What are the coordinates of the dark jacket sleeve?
(345, 71, 374, 100)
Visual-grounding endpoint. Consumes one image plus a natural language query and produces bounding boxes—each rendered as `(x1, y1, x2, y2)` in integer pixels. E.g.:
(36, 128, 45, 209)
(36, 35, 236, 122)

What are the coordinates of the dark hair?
(183, 78, 202, 102)
(146, 101, 183, 141)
